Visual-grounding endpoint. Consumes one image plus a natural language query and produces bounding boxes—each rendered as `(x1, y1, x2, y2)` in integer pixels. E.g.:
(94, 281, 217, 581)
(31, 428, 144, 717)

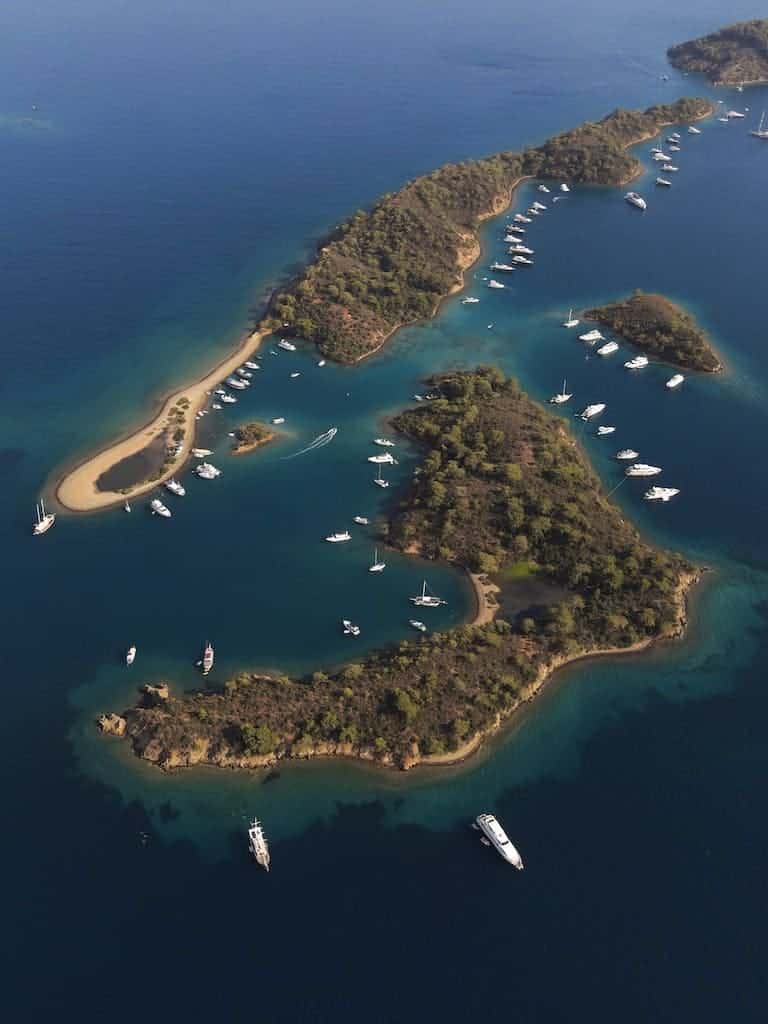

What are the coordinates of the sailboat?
(562, 309, 579, 328)
(201, 642, 214, 675)
(549, 379, 572, 405)
(410, 580, 446, 608)
(373, 465, 389, 489)
(369, 548, 386, 573)
(33, 499, 56, 536)
(750, 111, 768, 139)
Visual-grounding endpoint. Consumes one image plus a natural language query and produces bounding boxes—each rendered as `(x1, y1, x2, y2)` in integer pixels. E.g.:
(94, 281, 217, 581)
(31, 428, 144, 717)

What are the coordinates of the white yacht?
(527, 207, 541, 216)
(625, 463, 662, 477)
(211, 403, 222, 410)
(272, 417, 285, 424)
(513, 214, 532, 224)
(615, 449, 639, 460)
(369, 548, 386, 573)
(220, 394, 237, 404)
(645, 486, 680, 501)
(410, 580, 446, 608)
(317, 359, 326, 366)
(750, 112, 768, 139)
(507, 244, 534, 255)
(549, 379, 572, 404)
(368, 452, 396, 465)
(235, 368, 251, 378)
(718, 116, 730, 123)
(474, 813, 524, 869)
(244, 360, 260, 370)
(326, 531, 351, 543)
(727, 109, 746, 119)
(461, 296, 480, 304)
(124, 502, 131, 513)
(656, 177, 672, 187)
(668, 132, 681, 141)
(32, 499, 56, 536)
(191, 448, 213, 457)
(373, 466, 389, 488)
(491, 262, 516, 272)
(278, 339, 297, 352)
(150, 498, 172, 518)
(353, 515, 369, 525)
(164, 479, 186, 497)
(668, 144, 681, 152)
(290, 372, 301, 379)
(579, 329, 603, 344)
(666, 373, 685, 390)
(562, 309, 580, 328)
(597, 340, 619, 356)
(503, 234, 523, 243)
(624, 354, 649, 369)
(579, 403, 606, 420)
(126, 645, 136, 666)
(342, 619, 361, 636)
(537, 184, 550, 193)
(661, 164, 679, 172)
(511, 256, 534, 266)
(247, 819, 270, 871)
(531, 201, 547, 211)
(488, 279, 505, 289)
(625, 192, 647, 210)
(560, 182, 570, 192)
(688, 125, 701, 134)
(596, 425, 616, 435)
(373, 438, 396, 447)
(409, 619, 427, 632)
(195, 462, 221, 480)
(226, 377, 248, 390)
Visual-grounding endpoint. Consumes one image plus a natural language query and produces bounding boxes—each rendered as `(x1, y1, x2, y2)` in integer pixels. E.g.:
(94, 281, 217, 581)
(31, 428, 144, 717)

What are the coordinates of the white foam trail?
(283, 427, 338, 459)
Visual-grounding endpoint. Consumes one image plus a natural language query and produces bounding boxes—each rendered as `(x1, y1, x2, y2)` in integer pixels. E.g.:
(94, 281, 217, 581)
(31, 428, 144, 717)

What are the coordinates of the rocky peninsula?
(585, 291, 723, 372)
(102, 368, 698, 772)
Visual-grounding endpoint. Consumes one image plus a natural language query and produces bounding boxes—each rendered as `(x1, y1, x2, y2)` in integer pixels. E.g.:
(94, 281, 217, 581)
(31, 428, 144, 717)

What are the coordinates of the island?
(668, 19, 768, 86)
(53, 96, 711, 515)
(584, 291, 722, 372)
(231, 421, 275, 455)
(102, 368, 698, 772)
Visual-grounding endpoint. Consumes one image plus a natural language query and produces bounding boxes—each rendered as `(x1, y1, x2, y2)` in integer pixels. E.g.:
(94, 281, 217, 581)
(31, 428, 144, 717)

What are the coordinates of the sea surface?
(2, 1, 767, 1019)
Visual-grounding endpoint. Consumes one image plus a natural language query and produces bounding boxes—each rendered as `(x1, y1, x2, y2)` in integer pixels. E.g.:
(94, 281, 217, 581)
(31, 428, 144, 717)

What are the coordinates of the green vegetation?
(585, 291, 722, 372)
(231, 420, 275, 454)
(668, 20, 768, 85)
(260, 98, 711, 364)
(115, 368, 694, 771)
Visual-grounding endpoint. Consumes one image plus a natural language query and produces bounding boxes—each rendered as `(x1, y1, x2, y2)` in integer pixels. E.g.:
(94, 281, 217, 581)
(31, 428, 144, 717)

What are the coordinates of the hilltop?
(668, 20, 768, 85)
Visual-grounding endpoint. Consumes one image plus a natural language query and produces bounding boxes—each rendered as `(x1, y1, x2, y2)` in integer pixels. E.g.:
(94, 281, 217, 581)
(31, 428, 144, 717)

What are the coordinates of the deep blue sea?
(2, 1, 768, 1019)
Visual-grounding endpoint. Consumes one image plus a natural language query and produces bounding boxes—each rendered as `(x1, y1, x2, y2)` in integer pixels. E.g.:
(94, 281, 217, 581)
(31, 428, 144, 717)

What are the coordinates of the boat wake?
(282, 427, 338, 459)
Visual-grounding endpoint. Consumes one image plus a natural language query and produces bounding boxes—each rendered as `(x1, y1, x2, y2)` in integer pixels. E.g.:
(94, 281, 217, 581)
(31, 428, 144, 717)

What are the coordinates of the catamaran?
(579, 329, 603, 343)
(473, 813, 524, 869)
(597, 340, 619, 356)
(750, 112, 768, 139)
(125, 645, 136, 666)
(342, 619, 361, 636)
(201, 642, 214, 675)
(562, 309, 579, 328)
(615, 449, 639, 461)
(579, 403, 606, 420)
(373, 466, 389, 488)
(645, 486, 680, 501)
(549, 379, 572, 404)
(164, 479, 186, 496)
(32, 499, 56, 536)
(248, 818, 270, 871)
(410, 580, 446, 608)
(277, 339, 296, 351)
(624, 192, 647, 210)
(369, 548, 386, 573)
(666, 373, 685, 390)
(625, 463, 662, 477)
(325, 531, 351, 543)
(624, 354, 649, 369)
(150, 498, 172, 518)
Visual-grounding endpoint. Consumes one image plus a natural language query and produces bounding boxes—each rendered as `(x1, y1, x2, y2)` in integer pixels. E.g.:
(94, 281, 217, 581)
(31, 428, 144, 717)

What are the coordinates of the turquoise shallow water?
(3, 1, 768, 1019)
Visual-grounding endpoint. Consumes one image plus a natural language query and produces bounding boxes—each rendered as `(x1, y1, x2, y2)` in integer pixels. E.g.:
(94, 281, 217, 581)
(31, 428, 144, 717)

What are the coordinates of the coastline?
(54, 327, 268, 512)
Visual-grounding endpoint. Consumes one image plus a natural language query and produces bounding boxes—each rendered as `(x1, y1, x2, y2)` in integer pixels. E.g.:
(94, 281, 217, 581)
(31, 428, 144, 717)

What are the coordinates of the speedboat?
(579, 403, 606, 420)
(491, 262, 516, 272)
(150, 498, 172, 518)
(373, 438, 396, 447)
(507, 244, 534, 255)
(624, 355, 649, 369)
(373, 467, 389, 488)
(563, 309, 579, 328)
(317, 359, 326, 366)
(353, 516, 369, 525)
(473, 813, 524, 869)
(488, 279, 505, 289)
(579, 329, 603, 344)
(410, 580, 446, 608)
(615, 449, 639, 460)
(290, 372, 301, 379)
(368, 452, 396, 465)
(409, 619, 427, 632)
(126, 645, 136, 666)
(342, 619, 361, 636)
(727, 110, 746, 119)
(461, 296, 480, 304)
(272, 417, 285, 424)
(549, 379, 572, 405)
(537, 184, 550, 193)
(32, 499, 56, 536)
(277, 339, 296, 351)
(195, 462, 221, 479)
(656, 177, 672, 187)
(596, 425, 616, 435)
(164, 478, 186, 497)
(625, 463, 662, 477)
(666, 373, 685, 390)
(191, 448, 213, 457)
(625, 192, 647, 210)
(325, 531, 351, 543)
(645, 486, 680, 501)
(597, 340, 619, 356)
(369, 548, 386, 573)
